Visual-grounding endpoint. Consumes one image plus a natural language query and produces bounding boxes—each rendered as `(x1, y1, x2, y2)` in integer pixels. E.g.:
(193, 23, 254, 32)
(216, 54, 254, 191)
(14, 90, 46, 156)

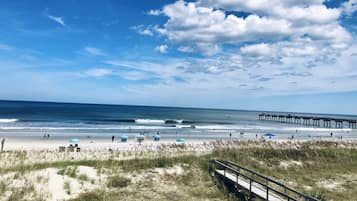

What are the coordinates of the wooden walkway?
(213, 160, 319, 201)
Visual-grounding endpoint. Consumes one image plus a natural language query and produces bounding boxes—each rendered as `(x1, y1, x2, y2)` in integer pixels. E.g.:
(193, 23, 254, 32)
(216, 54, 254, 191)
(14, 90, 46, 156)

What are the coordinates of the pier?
(212, 160, 318, 201)
(259, 113, 357, 129)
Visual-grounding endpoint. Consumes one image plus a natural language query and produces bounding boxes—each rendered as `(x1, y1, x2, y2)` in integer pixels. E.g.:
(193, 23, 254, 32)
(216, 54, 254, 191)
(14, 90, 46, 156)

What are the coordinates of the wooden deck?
(213, 160, 319, 201)
(216, 169, 285, 201)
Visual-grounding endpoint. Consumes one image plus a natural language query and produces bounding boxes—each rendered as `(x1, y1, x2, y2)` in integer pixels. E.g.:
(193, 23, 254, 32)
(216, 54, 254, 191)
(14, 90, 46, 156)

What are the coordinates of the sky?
(0, 0, 357, 114)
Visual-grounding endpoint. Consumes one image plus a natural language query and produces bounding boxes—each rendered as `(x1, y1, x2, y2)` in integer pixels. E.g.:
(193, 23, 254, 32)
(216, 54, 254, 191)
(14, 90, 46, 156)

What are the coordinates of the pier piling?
(258, 113, 356, 129)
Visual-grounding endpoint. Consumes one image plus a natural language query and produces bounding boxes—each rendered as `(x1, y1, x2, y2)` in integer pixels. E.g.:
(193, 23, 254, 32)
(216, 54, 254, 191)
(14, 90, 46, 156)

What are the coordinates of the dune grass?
(1, 141, 357, 200)
(210, 144, 357, 201)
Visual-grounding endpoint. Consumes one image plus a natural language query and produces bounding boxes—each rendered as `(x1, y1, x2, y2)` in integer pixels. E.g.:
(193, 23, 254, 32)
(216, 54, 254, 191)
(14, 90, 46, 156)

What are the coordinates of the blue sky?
(0, 0, 357, 114)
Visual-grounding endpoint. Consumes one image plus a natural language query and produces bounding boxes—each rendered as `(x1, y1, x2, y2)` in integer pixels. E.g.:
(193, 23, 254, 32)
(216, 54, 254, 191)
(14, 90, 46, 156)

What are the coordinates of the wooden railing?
(212, 160, 319, 201)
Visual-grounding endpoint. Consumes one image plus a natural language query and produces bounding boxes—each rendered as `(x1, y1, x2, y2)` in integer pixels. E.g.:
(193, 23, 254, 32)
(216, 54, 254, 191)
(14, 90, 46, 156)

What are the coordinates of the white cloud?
(147, 9, 162, 16)
(84, 47, 104, 56)
(241, 43, 271, 57)
(46, 14, 66, 26)
(131, 25, 154, 36)
(113, 42, 357, 102)
(199, 0, 341, 23)
(43, 8, 66, 27)
(84, 68, 113, 77)
(341, 0, 357, 16)
(144, 0, 351, 59)
(155, 45, 168, 53)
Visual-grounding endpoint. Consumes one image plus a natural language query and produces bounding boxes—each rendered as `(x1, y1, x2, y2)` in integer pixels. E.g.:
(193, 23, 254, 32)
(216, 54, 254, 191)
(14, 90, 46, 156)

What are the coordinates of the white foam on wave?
(0, 125, 176, 130)
(0, 118, 18, 123)
(135, 119, 165, 124)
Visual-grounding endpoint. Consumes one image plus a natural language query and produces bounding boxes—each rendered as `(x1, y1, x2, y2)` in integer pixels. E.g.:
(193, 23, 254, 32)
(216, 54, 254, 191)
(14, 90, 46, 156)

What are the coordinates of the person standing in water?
(1, 138, 5, 152)
(112, 135, 115, 142)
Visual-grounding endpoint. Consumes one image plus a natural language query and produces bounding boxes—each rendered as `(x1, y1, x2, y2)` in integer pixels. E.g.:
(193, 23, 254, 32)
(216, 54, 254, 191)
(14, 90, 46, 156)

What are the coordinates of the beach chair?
(59, 146, 66, 152)
(137, 134, 145, 143)
(68, 144, 75, 152)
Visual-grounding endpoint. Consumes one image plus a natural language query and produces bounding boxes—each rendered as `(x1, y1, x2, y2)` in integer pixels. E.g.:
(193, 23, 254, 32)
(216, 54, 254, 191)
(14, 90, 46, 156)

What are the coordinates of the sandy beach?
(1, 135, 357, 201)
(1, 134, 355, 151)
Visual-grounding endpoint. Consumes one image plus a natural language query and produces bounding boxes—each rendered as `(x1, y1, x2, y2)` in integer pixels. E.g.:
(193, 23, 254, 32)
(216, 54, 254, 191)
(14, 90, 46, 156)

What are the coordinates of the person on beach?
(256, 134, 258, 139)
(229, 132, 232, 140)
(47, 133, 50, 139)
(112, 135, 115, 142)
(1, 138, 5, 152)
(330, 132, 333, 137)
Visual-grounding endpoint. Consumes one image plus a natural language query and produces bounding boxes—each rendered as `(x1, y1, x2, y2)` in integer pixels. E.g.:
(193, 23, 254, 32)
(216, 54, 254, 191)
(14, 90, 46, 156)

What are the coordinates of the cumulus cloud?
(155, 45, 168, 53)
(241, 43, 271, 57)
(341, 0, 357, 16)
(142, 0, 351, 63)
(199, 0, 340, 23)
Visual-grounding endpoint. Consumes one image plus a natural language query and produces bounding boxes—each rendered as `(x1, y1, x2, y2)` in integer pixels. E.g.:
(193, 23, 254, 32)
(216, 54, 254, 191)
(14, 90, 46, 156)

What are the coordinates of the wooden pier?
(212, 160, 319, 201)
(258, 113, 357, 129)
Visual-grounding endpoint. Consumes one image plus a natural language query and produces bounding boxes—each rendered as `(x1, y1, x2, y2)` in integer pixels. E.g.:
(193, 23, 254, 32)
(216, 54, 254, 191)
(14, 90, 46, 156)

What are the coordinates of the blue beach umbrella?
(69, 138, 80, 143)
(176, 138, 185, 143)
(263, 133, 275, 139)
(121, 135, 128, 142)
(153, 134, 160, 141)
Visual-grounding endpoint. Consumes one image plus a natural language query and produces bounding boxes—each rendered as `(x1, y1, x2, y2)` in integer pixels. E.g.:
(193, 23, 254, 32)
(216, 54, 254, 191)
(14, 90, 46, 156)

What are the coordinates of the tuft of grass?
(309, 191, 327, 201)
(57, 166, 78, 178)
(0, 181, 6, 195)
(107, 176, 131, 188)
(69, 191, 104, 201)
(78, 174, 89, 181)
(64, 181, 71, 195)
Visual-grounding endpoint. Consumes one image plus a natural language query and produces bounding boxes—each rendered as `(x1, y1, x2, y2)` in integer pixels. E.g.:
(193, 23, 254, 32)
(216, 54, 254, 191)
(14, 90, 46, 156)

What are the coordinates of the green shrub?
(78, 174, 89, 181)
(107, 176, 130, 188)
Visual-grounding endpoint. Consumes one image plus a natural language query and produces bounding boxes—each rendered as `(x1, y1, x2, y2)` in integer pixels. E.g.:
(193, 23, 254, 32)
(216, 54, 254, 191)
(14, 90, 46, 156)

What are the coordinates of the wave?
(0, 125, 178, 130)
(135, 119, 165, 124)
(0, 118, 19, 123)
(0, 117, 231, 126)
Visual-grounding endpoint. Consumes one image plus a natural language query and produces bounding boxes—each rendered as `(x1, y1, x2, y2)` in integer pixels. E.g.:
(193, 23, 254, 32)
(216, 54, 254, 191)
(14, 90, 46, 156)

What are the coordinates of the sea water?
(0, 100, 356, 140)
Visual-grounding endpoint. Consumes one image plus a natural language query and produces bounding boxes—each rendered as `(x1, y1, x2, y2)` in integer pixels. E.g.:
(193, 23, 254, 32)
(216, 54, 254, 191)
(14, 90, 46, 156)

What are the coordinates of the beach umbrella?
(121, 135, 128, 142)
(69, 138, 80, 143)
(263, 133, 275, 139)
(153, 134, 160, 141)
(176, 138, 185, 143)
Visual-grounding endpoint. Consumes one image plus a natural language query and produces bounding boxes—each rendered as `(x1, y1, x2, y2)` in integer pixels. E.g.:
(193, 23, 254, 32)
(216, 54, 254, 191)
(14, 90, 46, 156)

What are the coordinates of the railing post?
(236, 172, 238, 188)
(249, 179, 252, 200)
(266, 186, 269, 200)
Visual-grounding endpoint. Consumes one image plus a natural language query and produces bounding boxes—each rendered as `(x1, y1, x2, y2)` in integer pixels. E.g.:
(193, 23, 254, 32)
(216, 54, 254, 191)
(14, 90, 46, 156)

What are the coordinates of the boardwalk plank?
(216, 170, 285, 201)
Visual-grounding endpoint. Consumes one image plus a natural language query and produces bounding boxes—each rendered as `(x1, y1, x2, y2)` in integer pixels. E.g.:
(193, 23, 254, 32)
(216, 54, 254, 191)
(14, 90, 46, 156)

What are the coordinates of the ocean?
(0, 100, 356, 140)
